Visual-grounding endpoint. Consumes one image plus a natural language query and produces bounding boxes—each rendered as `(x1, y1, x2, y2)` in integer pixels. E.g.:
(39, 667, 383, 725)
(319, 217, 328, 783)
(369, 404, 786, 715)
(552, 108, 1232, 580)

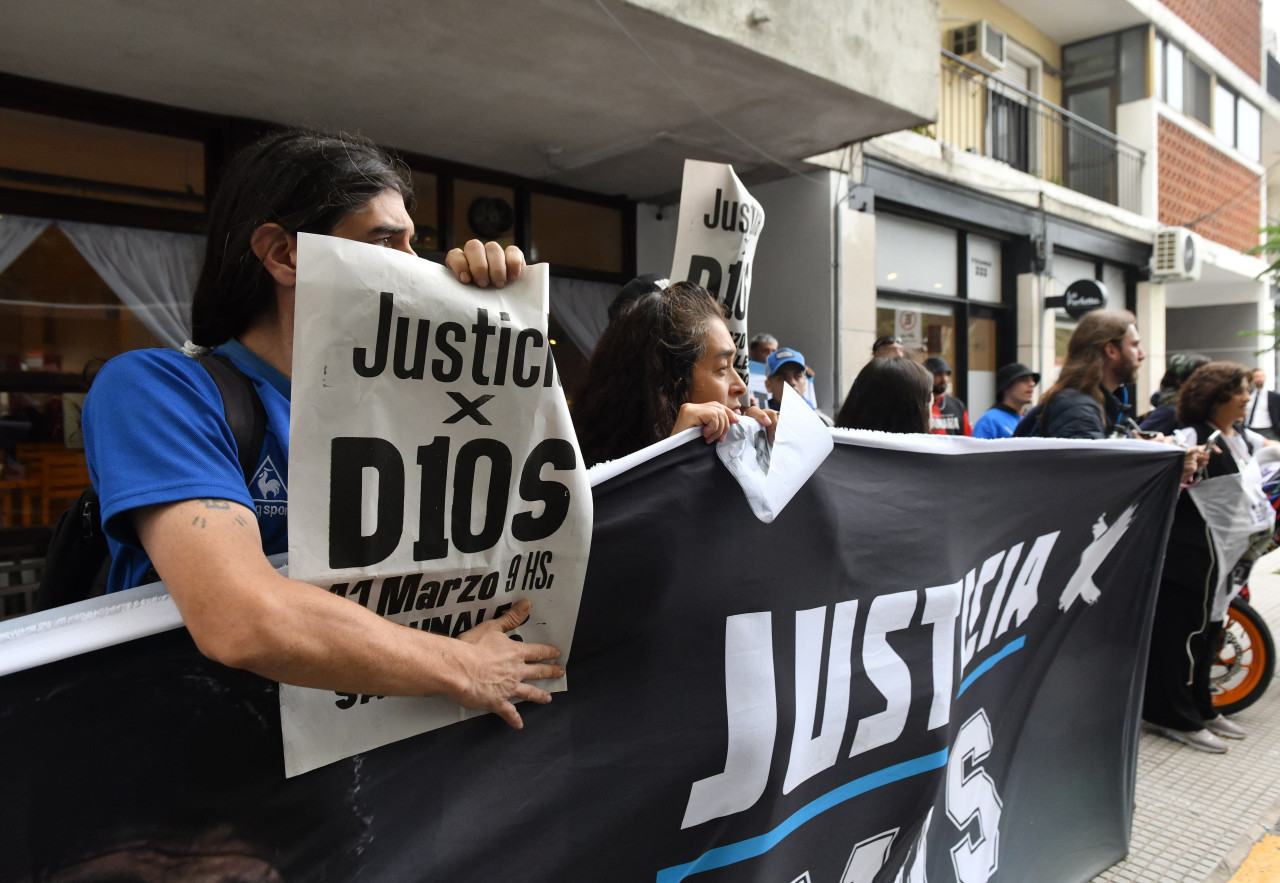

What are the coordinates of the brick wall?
(1158, 117, 1260, 252)
(1160, 0, 1262, 81)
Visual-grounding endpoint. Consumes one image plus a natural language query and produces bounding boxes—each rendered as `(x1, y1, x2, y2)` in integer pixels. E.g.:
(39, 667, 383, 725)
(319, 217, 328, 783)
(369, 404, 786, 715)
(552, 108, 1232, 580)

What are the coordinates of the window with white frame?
(1156, 32, 1261, 161)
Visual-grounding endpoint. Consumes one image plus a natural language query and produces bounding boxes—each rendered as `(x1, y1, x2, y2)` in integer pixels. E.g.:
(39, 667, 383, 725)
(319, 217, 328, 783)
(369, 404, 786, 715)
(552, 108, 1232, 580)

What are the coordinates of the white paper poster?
(669, 160, 764, 385)
(716, 383, 834, 523)
(282, 233, 592, 776)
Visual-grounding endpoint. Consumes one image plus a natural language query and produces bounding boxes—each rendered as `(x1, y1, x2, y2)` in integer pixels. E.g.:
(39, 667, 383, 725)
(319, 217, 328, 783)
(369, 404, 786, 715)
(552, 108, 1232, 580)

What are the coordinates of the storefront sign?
(1045, 279, 1108, 319)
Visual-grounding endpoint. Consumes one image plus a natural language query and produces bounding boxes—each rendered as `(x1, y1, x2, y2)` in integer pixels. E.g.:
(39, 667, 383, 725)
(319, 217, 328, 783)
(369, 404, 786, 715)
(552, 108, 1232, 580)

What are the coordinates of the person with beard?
(1014, 309, 1207, 482)
(924, 356, 970, 436)
(1014, 309, 1142, 439)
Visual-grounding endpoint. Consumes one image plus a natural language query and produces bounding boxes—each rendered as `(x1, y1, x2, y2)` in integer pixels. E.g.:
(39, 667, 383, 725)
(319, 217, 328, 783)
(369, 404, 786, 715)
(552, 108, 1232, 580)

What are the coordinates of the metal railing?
(933, 50, 1144, 212)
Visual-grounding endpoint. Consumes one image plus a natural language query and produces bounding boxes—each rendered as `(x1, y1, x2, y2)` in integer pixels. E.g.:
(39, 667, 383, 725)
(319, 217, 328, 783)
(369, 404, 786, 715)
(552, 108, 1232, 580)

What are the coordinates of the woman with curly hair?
(1143, 361, 1270, 752)
(571, 281, 775, 467)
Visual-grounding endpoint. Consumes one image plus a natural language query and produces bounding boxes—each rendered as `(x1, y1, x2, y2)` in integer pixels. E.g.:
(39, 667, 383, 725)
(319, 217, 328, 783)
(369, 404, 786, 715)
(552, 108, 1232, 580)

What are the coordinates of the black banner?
(0, 436, 1181, 882)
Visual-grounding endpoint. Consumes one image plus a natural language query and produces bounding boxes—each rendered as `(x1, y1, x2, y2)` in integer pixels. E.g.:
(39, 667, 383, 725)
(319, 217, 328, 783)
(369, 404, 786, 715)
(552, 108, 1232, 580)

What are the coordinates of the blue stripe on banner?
(655, 749, 950, 883)
(956, 635, 1026, 697)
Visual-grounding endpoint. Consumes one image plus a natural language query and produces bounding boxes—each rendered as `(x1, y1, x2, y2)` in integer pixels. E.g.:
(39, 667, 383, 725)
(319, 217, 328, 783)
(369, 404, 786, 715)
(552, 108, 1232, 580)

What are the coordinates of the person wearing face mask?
(924, 356, 970, 436)
(571, 281, 776, 468)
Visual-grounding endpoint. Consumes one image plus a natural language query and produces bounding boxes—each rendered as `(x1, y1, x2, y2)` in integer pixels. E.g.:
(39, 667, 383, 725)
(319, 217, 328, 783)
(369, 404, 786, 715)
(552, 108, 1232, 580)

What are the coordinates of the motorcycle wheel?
(1210, 597, 1275, 716)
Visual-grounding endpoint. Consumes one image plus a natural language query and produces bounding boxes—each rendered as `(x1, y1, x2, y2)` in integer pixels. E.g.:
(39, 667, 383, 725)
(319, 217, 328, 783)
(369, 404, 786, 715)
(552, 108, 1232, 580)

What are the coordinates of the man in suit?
(1247, 368, 1280, 441)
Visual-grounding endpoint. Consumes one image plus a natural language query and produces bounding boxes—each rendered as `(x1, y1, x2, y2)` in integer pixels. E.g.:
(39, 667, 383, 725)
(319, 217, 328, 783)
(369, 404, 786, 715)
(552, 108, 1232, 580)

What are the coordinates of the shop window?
(968, 315, 998, 416)
(530, 193, 623, 274)
(408, 171, 440, 255)
(0, 108, 205, 212)
(877, 214, 957, 297)
(453, 180, 516, 250)
(0, 226, 160, 530)
(876, 300, 957, 368)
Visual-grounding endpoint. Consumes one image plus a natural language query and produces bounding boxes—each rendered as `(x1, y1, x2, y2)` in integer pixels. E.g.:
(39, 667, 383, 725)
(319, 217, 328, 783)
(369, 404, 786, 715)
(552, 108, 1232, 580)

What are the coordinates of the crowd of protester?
(575, 275, 1270, 756)
(73, 129, 1268, 764)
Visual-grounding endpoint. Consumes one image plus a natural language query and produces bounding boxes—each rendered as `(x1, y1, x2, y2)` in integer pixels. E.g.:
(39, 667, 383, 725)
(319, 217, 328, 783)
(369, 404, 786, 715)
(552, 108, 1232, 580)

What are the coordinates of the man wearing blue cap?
(973, 362, 1040, 439)
(766, 347, 834, 426)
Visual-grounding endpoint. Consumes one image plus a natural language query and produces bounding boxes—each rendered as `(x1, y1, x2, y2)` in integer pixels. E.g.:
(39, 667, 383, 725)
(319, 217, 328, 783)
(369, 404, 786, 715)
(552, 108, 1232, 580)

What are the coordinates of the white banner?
(282, 234, 592, 776)
(669, 160, 764, 385)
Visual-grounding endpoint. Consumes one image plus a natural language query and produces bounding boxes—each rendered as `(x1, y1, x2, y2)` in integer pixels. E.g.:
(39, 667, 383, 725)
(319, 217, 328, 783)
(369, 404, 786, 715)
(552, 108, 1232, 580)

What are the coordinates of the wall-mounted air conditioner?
(1151, 227, 1202, 282)
(950, 21, 1006, 72)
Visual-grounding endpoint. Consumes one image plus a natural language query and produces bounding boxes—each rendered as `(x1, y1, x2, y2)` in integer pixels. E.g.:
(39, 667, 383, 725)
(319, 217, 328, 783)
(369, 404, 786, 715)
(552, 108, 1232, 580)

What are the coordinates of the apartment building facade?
(792, 0, 1277, 418)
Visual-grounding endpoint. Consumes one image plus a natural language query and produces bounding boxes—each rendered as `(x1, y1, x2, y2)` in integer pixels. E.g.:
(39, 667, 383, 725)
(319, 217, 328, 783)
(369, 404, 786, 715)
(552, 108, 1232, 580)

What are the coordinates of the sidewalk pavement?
(1090, 548, 1280, 883)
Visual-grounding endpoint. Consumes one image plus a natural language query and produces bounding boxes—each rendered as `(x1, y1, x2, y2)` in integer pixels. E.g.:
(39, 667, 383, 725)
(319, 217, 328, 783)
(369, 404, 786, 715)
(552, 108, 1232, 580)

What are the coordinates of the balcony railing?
(932, 50, 1144, 212)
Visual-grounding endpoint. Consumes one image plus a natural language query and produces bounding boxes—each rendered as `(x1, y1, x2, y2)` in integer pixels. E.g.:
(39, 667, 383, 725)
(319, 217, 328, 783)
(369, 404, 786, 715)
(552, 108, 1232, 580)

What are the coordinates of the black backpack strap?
(194, 352, 267, 485)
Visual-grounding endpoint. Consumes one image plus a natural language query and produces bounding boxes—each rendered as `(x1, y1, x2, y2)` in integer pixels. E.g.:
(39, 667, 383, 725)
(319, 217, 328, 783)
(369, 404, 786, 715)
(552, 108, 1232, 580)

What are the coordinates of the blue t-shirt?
(971, 404, 1021, 439)
(83, 340, 291, 592)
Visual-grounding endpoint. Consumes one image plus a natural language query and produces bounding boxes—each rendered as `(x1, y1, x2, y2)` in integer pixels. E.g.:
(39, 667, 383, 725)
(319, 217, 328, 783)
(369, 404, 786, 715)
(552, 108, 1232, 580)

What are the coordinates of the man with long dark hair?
(1013, 308, 1206, 481)
(1014, 309, 1142, 439)
(82, 130, 562, 728)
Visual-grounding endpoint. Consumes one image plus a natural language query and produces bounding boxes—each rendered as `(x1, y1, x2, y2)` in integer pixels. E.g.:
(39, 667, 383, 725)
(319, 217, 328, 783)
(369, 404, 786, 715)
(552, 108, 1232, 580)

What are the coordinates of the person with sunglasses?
(872, 334, 906, 359)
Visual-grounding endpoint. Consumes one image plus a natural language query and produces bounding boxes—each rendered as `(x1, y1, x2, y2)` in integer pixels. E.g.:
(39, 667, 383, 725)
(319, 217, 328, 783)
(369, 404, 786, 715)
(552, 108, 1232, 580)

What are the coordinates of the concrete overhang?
(0, 0, 939, 201)
(997, 0, 1148, 45)
(1163, 238, 1268, 308)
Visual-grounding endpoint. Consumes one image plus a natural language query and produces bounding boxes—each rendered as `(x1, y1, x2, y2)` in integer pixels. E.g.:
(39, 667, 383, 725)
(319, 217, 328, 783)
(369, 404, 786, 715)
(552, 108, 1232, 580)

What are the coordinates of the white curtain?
(58, 221, 203, 348)
(0, 215, 51, 276)
(548, 276, 616, 357)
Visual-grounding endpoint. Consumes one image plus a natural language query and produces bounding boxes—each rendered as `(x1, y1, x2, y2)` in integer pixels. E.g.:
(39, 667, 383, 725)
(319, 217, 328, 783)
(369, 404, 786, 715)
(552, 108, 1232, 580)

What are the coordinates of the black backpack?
(36, 353, 266, 610)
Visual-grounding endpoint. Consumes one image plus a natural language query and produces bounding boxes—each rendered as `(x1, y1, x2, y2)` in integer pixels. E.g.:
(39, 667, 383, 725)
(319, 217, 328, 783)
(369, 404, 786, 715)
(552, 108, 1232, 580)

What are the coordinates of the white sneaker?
(1206, 714, 1246, 740)
(1154, 726, 1229, 753)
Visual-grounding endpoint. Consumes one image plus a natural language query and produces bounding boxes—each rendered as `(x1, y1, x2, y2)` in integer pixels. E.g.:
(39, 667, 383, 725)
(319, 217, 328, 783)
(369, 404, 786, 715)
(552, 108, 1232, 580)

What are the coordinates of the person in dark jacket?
(1139, 353, 1210, 435)
(1143, 362, 1259, 752)
(1014, 308, 1206, 482)
(1014, 309, 1143, 439)
(924, 356, 970, 435)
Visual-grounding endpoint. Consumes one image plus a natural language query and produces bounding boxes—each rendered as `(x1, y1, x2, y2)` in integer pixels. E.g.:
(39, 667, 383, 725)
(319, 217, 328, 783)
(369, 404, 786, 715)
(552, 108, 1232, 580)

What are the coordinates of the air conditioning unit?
(1151, 227, 1202, 282)
(950, 21, 1007, 71)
